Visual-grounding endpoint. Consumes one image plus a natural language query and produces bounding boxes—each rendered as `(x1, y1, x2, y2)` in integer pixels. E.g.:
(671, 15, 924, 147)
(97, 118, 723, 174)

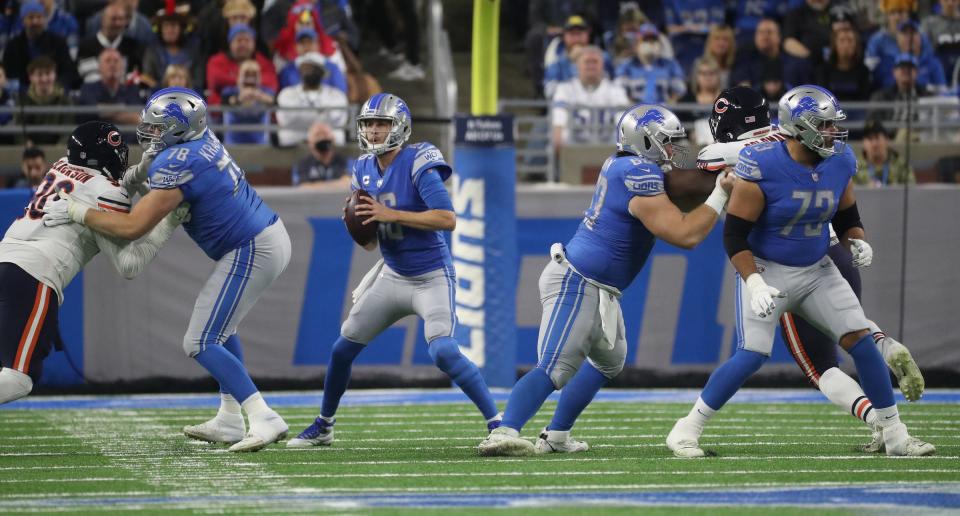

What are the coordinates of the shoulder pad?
(733, 146, 763, 182)
(148, 149, 194, 189)
(697, 141, 744, 172)
(411, 143, 451, 183)
(621, 160, 665, 197)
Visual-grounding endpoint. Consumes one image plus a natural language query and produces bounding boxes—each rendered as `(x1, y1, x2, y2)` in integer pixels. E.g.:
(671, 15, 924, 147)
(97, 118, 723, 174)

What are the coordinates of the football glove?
(850, 238, 873, 268)
(42, 188, 89, 227)
(745, 273, 785, 318)
(171, 202, 191, 225)
(120, 151, 156, 196)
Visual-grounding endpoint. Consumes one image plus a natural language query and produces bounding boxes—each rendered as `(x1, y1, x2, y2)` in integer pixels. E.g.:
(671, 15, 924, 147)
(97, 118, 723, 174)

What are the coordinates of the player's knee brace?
(428, 337, 467, 376)
(0, 367, 33, 404)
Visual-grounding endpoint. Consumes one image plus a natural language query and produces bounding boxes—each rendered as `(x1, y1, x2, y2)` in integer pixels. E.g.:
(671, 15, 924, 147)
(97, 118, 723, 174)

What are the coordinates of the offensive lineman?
(44, 88, 290, 453)
(689, 86, 925, 453)
(479, 104, 734, 456)
(286, 93, 501, 448)
(0, 121, 184, 403)
(666, 85, 934, 458)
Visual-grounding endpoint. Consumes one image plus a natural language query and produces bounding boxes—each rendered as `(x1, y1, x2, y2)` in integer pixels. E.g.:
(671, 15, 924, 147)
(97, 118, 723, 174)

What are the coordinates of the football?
(344, 189, 379, 246)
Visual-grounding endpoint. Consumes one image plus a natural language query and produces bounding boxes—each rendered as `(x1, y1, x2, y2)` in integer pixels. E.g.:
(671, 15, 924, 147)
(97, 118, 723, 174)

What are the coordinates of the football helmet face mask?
(709, 86, 771, 143)
(67, 120, 129, 181)
(616, 104, 687, 168)
(137, 87, 208, 154)
(778, 85, 848, 158)
(357, 93, 412, 155)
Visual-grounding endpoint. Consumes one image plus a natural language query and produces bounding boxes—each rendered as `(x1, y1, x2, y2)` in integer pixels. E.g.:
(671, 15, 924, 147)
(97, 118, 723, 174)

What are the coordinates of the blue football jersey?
(351, 142, 453, 276)
(563, 153, 664, 291)
(734, 141, 857, 267)
(148, 130, 278, 260)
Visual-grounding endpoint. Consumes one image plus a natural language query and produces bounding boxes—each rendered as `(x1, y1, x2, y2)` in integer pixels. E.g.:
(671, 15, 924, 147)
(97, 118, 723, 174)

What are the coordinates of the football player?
(693, 86, 924, 452)
(44, 88, 291, 453)
(478, 104, 734, 456)
(0, 121, 185, 403)
(285, 93, 502, 448)
(666, 85, 934, 458)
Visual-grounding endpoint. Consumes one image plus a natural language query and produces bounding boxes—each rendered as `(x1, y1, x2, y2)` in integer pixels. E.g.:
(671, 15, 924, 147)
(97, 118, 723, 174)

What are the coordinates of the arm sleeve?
(724, 213, 755, 259)
(93, 212, 181, 279)
(147, 150, 194, 190)
(415, 169, 454, 211)
(733, 147, 763, 182)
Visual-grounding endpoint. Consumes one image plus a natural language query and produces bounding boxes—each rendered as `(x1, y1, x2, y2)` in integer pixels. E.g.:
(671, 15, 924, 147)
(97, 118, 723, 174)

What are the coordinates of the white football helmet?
(137, 87, 208, 154)
(778, 85, 848, 158)
(616, 104, 686, 168)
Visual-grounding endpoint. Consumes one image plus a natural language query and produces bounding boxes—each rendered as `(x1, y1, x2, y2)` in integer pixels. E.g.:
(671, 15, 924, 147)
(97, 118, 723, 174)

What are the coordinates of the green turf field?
(1, 394, 958, 514)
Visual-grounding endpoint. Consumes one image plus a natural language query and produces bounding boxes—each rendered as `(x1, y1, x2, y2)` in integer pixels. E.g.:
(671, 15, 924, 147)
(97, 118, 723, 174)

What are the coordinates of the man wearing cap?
(0, 0, 79, 59)
(865, 1, 938, 89)
(276, 51, 348, 147)
(869, 53, 934, 135)
(205, 23, 278, 106)
(278, 26, 347, 93)
(855, 119, 916, 186)
(2, 1, 77, 90)
(543, 15, 611, 99)
(614, 23, 686, 104)
(76, 2, 142, 84)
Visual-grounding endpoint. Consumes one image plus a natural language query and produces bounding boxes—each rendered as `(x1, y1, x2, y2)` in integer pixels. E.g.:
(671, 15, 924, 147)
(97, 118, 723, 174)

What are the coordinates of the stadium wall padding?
(1, 186, 956, 386)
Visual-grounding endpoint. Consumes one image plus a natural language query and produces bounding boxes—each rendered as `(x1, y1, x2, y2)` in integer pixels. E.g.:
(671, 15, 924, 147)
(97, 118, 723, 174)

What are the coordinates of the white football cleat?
(862, 426, 885, 453)
(534, 427, 588, 454)
(883, 338, 925, 402)
(286, 417, 335, 448)
(666, 417, 706, 458)
(478, 427, 535, 457)
(883, 422, 936, 456)
(228, 410, 288, 453)
(183, 413, 245, 444)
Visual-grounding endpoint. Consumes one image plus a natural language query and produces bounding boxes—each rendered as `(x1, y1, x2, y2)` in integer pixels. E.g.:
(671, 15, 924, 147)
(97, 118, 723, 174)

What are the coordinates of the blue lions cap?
(897, 20, 920, 32)
(19, 1, 44, 20)
(228, 23, 255, 43)
(894, 52, 919, 68)
(296, 26, 317, 41)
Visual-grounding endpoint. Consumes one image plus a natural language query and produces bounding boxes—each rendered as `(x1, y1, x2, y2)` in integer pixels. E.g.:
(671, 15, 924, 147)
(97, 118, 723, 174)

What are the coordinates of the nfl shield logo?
(377, 179, 383, 187)
(363, 175, 370, 185)
(811, 172, 819, 181)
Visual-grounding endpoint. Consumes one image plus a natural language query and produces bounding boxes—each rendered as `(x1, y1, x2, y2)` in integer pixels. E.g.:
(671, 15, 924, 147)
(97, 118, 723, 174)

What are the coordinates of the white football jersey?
(0, 158, 130, 303)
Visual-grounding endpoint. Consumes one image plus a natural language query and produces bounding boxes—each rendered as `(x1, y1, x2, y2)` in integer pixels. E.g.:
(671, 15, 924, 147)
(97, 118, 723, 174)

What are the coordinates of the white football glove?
(42, 188, 89, 227)
(849, 238, 873, 268)
(745, 273, 785, 318)
(170, 202, 191, 225)
(121, 151, 156, 195)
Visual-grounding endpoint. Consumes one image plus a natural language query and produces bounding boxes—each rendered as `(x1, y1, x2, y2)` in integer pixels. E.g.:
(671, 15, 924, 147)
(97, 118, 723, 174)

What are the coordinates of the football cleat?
(666, 417, 706, 458)
(862, 426, 885, 453)
(534, 427, 589, 454)
(183, 413, 245, 444)
(486, 413, 503, 433)
(228, 410, 288, 453)
(478, 427, 535, 457)
(883, 338, 925, 402)
(883, 422, 936, 456)
(286, 417, 335, 448)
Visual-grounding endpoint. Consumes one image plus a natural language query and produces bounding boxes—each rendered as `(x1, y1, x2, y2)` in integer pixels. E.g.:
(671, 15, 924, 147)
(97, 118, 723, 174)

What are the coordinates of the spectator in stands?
(732, 0, 789, 48)
(141, 5, 201, 91)
(782, 0, 834, 86)
(922, 0, 960, 84)
(206, 24, 278, 106)
(276, 51, 348, 147)
(606, 5, 676, 68)
(259, 0, 293, 48)
(10, 147, 47, 189)
(847, 0, 885, 36)
(292, 121, 352, 188)
(678, 57, 722, 145)
(615, 23, 686, 104)
(870, 53, 934, 139)
(854, 118, 916, 186)
(380, 0, 425, 81)
(277, 27, 347, 94)
(865, 0, 931, 89)
(895, 20, 948, 92)
(38, 0, 79, 59)
(161, 63, 192, 89)
(77, 2, 143, 84)
(665, 0, 725, 74)
(13, 56, 73, 145)
(273, 0, 345, 73)
(221, 59, 275, 145)
(817, 27, 872, 100)
(760, 60, 787, 105)
(85, 0, 155, 47)
(551, 45, 630, 149)
(316, 0, 359, 53)
(693, 25, 735, 89)
(525, 1, 594, 97)
(730, 18, 784, 90)
(2, 1, 77, 91)
(544, 15, 611, 99)
(76, 48, 146, 126)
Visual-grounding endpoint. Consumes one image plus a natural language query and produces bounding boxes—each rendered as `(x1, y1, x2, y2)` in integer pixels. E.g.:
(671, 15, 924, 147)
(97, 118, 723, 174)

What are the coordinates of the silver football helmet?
(778, 85, 848, 158)
(357, 93, 412, 155)
(616, 104, 687, 168)
(137, 87, 208, 154)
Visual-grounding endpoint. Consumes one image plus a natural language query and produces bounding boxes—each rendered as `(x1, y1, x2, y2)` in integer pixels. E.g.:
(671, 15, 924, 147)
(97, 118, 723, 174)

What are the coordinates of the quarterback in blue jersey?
(43, 87, 292, 453)
(286, 93, 501, 448)
(479, 104, 735, 456)
(667, 85, 935, 458)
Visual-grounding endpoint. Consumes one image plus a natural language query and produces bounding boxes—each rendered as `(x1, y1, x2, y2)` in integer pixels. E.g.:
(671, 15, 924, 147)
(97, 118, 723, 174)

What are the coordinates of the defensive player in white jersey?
(694, 86, 924, 452)
(286, 93, 501, 448)
(44, 88, 291, 453)
(479, 104, 734, 456)
(667, 85, 934, 457)
(0, 121, 185, 403)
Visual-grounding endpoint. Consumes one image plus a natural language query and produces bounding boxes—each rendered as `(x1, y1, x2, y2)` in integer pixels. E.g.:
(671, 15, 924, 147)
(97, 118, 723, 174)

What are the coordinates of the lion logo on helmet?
(162, 102, 190, 126)
(790, 96, 820, 120)
(638, 109, 665, 127)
